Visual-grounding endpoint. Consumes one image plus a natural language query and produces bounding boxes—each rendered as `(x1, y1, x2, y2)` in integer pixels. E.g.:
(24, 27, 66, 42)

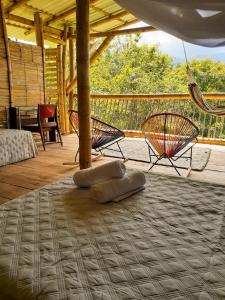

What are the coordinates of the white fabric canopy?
(115, 0, 225, 47)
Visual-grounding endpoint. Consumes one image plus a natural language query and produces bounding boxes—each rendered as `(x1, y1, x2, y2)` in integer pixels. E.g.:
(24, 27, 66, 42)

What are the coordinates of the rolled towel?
(91, 170, 146, 203)
(73, 160, 126, 188)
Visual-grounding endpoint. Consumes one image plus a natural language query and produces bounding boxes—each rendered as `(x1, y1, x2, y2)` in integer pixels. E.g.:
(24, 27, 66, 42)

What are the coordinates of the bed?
(0, 129, 38, 167)
(0, 172, 225, 299)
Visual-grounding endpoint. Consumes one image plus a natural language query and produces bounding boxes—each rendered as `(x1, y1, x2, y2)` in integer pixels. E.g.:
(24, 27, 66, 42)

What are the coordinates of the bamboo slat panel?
(0, 11, 9, 128)
(45, 48, 60, 104)
(45, 48, 64, 131)
(9, 41, 44, 108)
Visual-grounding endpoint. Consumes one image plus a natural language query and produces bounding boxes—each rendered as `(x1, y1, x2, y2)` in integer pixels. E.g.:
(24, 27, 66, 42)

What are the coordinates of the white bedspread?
(0, 129, 38, 166)
(0, 173, 225, 299)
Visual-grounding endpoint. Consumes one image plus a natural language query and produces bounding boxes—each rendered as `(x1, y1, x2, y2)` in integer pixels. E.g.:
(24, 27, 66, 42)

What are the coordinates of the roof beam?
(6, 0, 30, 15)
(44, 34, 66, 45)
(46, 0, 100, 26)
(7, 13, 62, 36)
(109, 19, 139, 31)
(70, 25, 157, 39)
(46, 7, 75, 26)
(90, 11, 129, 28)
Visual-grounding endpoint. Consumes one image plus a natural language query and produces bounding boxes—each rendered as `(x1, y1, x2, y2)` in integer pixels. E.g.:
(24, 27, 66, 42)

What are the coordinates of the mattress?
(0, 173, 225, 299)
(0, 129, 38, 166)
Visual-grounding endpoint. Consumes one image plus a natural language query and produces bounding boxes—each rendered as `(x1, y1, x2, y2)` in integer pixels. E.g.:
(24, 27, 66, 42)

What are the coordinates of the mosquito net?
(115, 0, 225, 47)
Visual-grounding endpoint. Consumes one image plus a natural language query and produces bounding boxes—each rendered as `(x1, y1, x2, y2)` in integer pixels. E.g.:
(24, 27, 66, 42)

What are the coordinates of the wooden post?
(69, 26, 75, 133)
(76, 0, 91, 169)
(0, 1, 13, 107)
(66, 36, 114, 94)
(57, 45, 65, 132)
(62, 25, 68, 133)
(34, 12, 46, 103)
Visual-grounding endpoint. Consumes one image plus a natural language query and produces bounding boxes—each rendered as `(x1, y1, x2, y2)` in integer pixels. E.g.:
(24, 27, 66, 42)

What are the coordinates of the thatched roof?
(4, 0, 137, 45)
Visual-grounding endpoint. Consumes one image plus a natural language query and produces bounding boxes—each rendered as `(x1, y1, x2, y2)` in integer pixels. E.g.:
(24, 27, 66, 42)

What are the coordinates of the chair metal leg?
(75, 147, 79, 162)
(167, 156, 181, 176)
(148, 155, 162, 171)
(40, 129, 46, 151)
(190, 146, 193, 168)
(57, 128, 63, 147)
(116, 141, 127, 161)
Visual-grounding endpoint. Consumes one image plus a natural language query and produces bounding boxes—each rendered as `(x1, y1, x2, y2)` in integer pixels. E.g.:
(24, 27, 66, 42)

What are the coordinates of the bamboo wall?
(45, 48, 61, 104)
(45, 47, 64, 129)
(0, 12, 10, 128)
(9, 41, 44, 107)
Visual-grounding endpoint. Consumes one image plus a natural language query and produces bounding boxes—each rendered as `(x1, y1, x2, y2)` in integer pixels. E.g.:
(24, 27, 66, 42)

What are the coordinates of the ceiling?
(3, 0, 138, 45)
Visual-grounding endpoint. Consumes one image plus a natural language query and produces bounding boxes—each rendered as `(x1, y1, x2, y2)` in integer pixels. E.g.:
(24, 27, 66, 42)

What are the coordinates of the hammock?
(183, 42, 225, 116)
(188, 79, 225, 116)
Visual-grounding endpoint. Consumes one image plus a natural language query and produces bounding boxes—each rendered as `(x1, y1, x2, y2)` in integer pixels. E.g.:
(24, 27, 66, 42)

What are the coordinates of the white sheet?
(0, 129, 38, 166)
(115, 0, 225, 47)
(1, 173, 225, 299)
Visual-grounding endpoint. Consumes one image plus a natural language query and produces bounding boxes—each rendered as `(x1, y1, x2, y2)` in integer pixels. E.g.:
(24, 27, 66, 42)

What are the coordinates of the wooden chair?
(22, 104, 63, 151)
(68, 109, 126, 162)
(141, 112, 199, 175)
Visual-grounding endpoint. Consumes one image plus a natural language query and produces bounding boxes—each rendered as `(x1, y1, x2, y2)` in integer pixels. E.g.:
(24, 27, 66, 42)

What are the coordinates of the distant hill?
(172, 53, 225, 65)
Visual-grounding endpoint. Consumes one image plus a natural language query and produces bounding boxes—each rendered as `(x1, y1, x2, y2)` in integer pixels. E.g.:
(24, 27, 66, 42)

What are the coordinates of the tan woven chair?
(142, 112, 199, 175)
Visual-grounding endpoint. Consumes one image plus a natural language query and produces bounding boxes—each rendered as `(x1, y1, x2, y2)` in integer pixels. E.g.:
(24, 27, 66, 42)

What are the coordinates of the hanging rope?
(182, 41, 225, 116)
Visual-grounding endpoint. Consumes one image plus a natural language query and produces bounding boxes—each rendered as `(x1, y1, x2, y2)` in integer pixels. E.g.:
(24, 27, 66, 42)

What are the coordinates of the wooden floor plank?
(0, 181, 31, 199)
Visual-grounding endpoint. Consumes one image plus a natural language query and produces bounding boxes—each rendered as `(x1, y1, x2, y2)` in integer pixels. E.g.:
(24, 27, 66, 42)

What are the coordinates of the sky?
(135, 22, 225, 63)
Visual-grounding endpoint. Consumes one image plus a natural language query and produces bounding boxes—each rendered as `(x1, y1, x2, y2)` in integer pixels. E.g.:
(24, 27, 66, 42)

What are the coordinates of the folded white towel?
(73, 160, 126, 188)
(91, 170, 146, 203)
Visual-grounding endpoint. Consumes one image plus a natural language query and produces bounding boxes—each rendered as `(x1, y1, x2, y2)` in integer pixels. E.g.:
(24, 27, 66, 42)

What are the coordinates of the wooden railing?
(73, 93, 225, 145)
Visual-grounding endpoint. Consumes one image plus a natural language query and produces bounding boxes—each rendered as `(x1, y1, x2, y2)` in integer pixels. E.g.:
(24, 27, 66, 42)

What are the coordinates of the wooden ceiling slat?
(4, 0, 142, 44)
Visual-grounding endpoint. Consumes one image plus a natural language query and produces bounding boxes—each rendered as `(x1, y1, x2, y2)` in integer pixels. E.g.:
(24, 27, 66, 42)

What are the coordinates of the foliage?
(90, 36, 225, 94)
(88, 36, 225, 139)
(90, 36, 173, 94)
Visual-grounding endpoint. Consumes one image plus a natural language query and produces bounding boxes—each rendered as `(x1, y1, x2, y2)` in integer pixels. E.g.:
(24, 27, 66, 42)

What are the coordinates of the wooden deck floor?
(0, 134, 225, 204)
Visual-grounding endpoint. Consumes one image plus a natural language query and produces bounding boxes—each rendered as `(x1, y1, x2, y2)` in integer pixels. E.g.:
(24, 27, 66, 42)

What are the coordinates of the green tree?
(90, 37, 225, 94)
(90, 37, 173, 94)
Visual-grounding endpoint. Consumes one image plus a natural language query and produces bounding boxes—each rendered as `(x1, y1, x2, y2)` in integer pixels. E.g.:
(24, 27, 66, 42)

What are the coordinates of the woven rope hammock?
(188, 80, 225, 116)
(183, 42, 225, 116)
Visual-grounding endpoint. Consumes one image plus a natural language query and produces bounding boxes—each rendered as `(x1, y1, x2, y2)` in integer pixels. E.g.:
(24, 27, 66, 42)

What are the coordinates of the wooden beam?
(7, 13, 33, 26)
(90, 11, 129, 28)
(6, 21, 30, 30)
(0, 1, 14, 107)
(7, 14, 62, 36)
(34, 12, 46, 102)
(6, 0, 30, 15)
(77, 0, 92, 169)
(44, 34, 66, 45)
(62, 25, 68, 133)
(91, 25, 157, 38)
(69, 27, 75, 133)
(90, 35, 114, 64)
(57, 45, 65, 132)
(111, 19, 139, 31)
(66, 35, 114, 94)
(46, 0, 100, 26)
(70, 25, 157, 39)
(47, 7, 75, 26)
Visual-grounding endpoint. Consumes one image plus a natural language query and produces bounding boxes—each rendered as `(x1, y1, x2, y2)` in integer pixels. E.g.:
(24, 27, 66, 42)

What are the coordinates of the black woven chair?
(68, 110, 126, 162)
(141, 112, 199, 175)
